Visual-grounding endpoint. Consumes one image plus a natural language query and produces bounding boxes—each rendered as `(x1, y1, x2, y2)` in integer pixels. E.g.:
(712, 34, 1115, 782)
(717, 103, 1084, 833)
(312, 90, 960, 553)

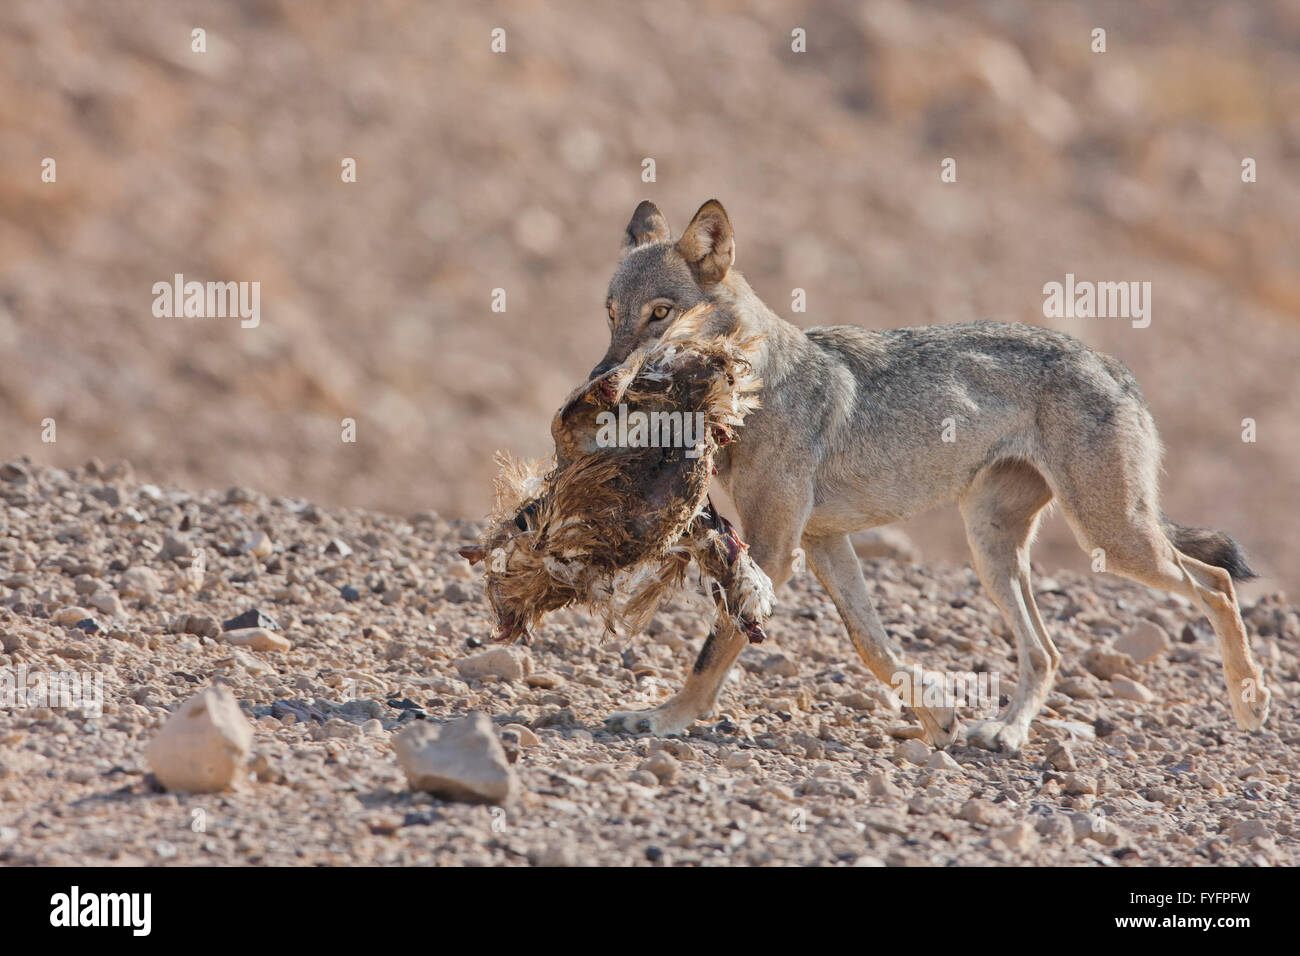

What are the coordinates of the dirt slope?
(1, 0, 1298, 591)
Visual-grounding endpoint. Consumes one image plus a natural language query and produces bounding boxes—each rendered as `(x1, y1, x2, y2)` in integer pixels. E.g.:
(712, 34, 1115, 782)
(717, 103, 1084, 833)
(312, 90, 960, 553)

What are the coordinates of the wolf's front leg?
(804, 533, 960, 748)
(606, 626, 750, 735)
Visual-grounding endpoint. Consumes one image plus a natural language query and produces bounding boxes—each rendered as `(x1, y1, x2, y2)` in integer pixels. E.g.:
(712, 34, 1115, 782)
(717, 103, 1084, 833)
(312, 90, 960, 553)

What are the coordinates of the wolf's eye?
(607, 306, 615, 325)
(651, 305, 672, 321)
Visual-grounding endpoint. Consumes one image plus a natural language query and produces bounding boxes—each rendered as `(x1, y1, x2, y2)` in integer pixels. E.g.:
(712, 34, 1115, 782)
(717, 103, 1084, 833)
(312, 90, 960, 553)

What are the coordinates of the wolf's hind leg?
(803, 533, 959, 748)
(958, 461, 1058, 754)
(1084, 529, 1270, 732)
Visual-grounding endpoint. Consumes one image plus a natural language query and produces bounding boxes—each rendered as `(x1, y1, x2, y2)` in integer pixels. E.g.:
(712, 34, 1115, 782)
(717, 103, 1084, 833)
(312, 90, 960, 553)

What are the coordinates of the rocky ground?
(0, 458, 1297, 867)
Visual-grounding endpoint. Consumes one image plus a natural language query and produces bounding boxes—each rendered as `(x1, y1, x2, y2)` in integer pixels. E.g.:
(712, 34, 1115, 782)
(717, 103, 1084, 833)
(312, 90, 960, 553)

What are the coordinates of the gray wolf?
(591, 198, 1269, 753)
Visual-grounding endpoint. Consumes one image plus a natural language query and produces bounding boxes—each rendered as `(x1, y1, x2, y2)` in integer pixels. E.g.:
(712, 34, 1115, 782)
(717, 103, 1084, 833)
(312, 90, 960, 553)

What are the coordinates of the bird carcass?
(458, 304, 774, 649)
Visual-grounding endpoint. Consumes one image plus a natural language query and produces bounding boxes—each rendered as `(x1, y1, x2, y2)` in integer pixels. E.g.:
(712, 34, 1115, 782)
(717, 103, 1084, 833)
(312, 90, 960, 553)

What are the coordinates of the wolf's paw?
(914, 704, 959, 749)
(605, 704, 694, 737)
(963, 717, 1029, 755)
(1231, 681, 1270, 732)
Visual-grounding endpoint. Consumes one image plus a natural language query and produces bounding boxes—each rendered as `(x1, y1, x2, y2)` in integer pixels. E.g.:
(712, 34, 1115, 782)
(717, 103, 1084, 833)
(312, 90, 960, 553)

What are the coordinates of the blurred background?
(1, 0, 1297, 591)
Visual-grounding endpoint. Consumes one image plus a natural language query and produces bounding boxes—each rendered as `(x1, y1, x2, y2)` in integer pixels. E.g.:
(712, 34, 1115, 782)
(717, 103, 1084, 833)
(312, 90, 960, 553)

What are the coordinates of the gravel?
(0, 460, 1297, 866)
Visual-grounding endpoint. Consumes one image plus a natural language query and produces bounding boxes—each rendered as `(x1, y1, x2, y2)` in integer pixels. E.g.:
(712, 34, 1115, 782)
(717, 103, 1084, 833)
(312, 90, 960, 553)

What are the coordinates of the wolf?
(591, 198, 1270, 753)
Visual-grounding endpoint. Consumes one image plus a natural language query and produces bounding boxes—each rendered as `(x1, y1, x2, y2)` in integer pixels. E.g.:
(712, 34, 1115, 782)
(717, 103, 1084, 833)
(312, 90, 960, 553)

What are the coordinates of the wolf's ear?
(677, 199, 734, 285)
(457, 546, 485, 566)
(622, 200, 671, 251)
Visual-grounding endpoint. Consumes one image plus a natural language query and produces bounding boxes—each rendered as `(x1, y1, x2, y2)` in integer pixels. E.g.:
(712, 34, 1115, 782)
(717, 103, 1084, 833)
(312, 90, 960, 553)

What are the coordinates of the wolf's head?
(589, 199, 737, 379)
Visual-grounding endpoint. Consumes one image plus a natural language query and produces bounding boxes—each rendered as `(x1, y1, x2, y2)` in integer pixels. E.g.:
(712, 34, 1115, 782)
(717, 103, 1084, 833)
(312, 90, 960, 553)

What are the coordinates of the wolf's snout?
(588, 359, 617, 380)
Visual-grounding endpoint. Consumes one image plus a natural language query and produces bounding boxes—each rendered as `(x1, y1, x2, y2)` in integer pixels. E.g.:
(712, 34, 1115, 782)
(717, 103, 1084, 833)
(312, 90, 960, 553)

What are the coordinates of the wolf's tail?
(1162, 514, 1257, 582)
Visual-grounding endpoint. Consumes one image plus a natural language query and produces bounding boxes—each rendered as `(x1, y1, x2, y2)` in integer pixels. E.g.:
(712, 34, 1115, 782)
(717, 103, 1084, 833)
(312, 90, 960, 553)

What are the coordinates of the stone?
(996, 821, 1037, 850)
(145, 686, 254, 793)
(223, 627, 291, 652)
(868, 771, 901, 798)
(1046, 741, 1078, 771)
(1229, 819, 1269, 844)
(52, 606, 92, 626)
(523, 671, 563, 689)
(501, 723, 541, 747)
(242, 532, 275, 558)
(161, 533, 191, 561)
(1084, 646, 1137, 680)
(222, 608, 279, 632)
(639, 751, 680, 784)
(442, 581, 474, 603)
(175, 614, 221, 639)
(1063, 772, 1097, 795)
(325, 538, 353, 557)
(88, 591, 124, 617)
(455, 646, 532, 682)
(925, 750, 962, 771)
(898, 738, 930, 765)
(118, 566, 162, 598)
(758, 651, 799, 678)
(1109, 675, 1155, 703)
(1114, 620, 1169, 665)
(393, 712, 517, 804)
(960, 799, 1011, 827)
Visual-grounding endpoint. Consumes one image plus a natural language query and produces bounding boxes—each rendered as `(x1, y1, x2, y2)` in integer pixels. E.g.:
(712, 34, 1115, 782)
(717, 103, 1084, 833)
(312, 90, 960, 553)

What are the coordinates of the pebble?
(898, 738, 931, 765)
(88, 591, 124, 617)
(1046, 741, 1078, 771)
(393, 711, 517, 804)
(161, 533, 192, 561)
(1109, 675, 1155, 703)
(638, 751, 680, 784)
(242, 532, 275, 559)
(1083, 646, 1137, 680)
(523, 671, 563, 689)
(52, 606, 92, 626)
(1229, 819, 1269, 844)
(501, 723, 541, 747)
(118, 566, 162, 598)
(1115, 620, 1169, 664)
(455, 646, 532, 682)
(145, 686, 254, 793)
(925, 750, 962, 772)
(1063, 773, 1097, 795)
(223, 627, 291, 652)
(222, 608, 280, 632)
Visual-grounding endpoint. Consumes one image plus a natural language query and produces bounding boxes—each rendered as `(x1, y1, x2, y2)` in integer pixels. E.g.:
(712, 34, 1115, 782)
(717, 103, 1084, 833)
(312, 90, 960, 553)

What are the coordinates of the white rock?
(1110, 675, 1155, 703)
(501, 723, 540, 747)
(243, 531, 275, 558)
(145, 686, 254, 793)
(393, 711, 516, 804)
(88, 591, 124, 617)
(52, 606, 92, 626)
(118, 566, 162, 598)
(898, 738, 931, 765)
(455, 645, 532, 682)
(925, 750, 962, 772)
(223, 627, 291, 652)
(1114, 620, 1169, 664)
